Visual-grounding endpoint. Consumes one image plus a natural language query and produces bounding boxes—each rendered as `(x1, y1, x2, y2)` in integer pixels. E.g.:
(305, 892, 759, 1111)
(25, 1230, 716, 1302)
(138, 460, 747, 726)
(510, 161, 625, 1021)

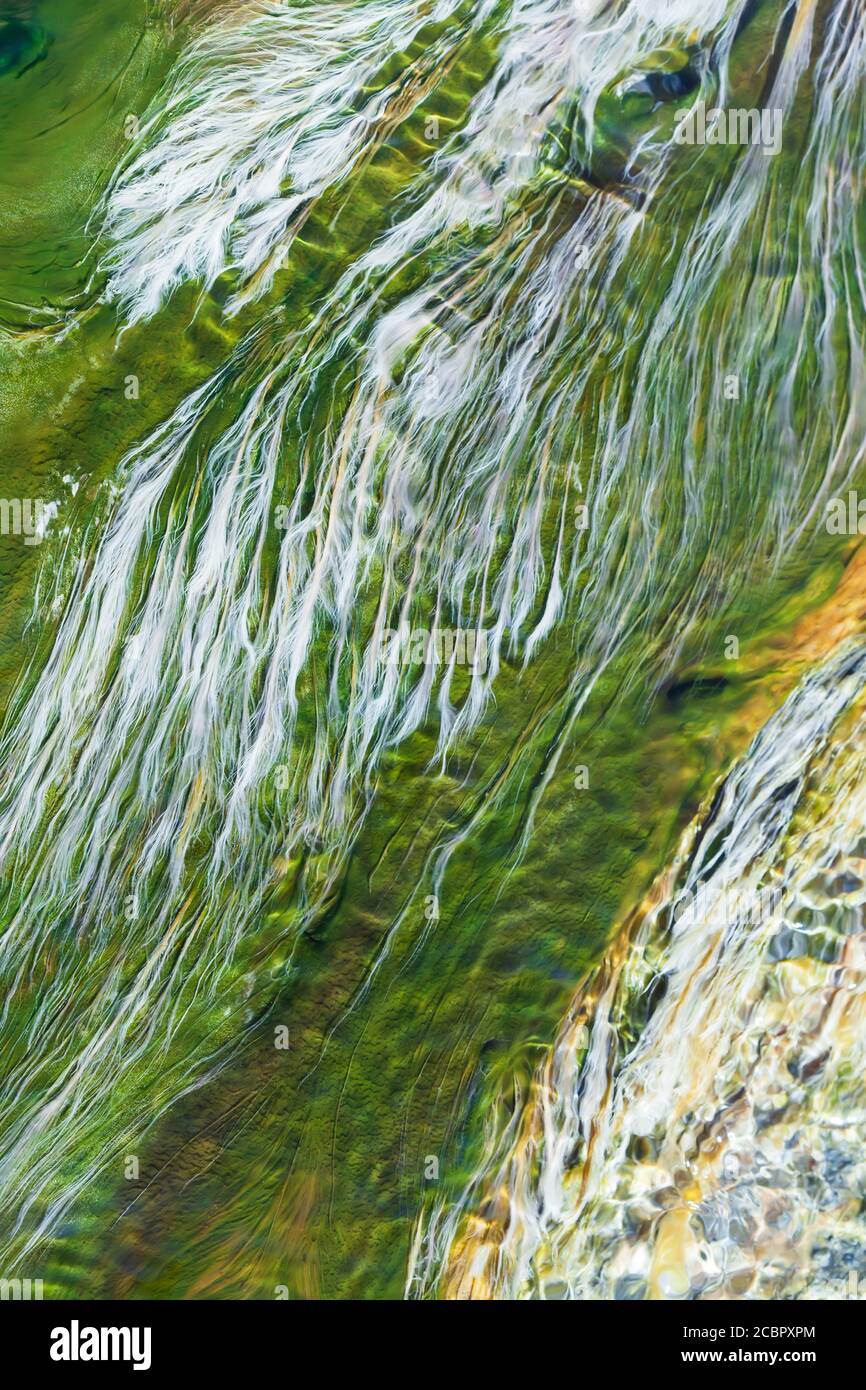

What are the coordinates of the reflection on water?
(409, 642, 866, 1299)
(0, 0, 863, 1298)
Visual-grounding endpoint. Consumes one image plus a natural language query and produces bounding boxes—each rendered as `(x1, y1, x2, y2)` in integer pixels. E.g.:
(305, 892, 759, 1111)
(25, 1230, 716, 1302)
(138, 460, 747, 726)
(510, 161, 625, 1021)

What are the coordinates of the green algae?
(0, 0, 864, 1300)
(0, 15, 50, 79)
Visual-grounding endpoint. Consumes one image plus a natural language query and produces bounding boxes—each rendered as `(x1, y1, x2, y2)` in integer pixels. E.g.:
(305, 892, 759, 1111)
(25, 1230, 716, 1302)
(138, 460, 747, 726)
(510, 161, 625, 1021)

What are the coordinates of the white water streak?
(0, 0, 864, 1261)
(408, 641, 866, 1298)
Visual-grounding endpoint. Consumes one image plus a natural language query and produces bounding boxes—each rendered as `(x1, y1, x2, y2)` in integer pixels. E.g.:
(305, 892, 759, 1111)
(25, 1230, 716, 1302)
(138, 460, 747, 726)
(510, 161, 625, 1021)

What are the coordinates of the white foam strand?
(407, 644, 866, 1297)
(99, 0, 490, 322)
(0, 0, 863, 1257)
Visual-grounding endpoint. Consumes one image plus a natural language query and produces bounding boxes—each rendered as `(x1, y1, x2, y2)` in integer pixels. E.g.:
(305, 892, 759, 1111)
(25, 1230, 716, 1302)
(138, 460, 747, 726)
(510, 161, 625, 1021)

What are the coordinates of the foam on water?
(408, 641, 866, 1299)
(0, 0, 863, 1265)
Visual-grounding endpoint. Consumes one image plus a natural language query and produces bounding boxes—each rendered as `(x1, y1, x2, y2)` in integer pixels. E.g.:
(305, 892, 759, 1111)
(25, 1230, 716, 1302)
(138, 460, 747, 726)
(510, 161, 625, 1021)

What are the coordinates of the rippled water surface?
(0, 0, 864, 1300)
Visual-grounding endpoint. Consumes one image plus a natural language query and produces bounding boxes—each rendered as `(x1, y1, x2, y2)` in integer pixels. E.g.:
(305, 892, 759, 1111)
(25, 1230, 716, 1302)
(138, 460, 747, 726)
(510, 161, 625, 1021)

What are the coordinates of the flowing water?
(0, 0, 864, 1297)
(408, 640, 866, 1298)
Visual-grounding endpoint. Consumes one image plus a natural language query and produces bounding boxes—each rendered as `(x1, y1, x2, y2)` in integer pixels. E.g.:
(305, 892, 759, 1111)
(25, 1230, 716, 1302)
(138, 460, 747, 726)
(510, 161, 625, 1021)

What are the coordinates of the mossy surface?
(0, 0, 861, 1299)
